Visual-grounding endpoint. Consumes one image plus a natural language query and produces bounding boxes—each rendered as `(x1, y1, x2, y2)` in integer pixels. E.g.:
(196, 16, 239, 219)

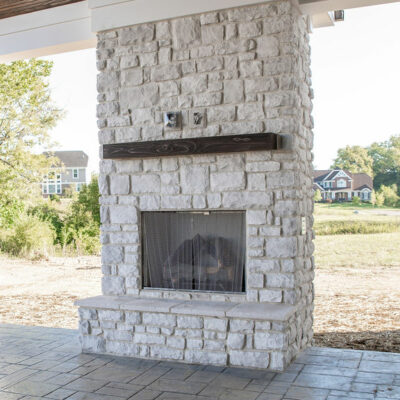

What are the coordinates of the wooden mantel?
(103, 133, 281, 160)
(0, 0, 85, 19)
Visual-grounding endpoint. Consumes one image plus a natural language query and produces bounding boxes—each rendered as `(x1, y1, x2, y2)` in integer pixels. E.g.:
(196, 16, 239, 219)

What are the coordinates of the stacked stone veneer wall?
(78, 0, 315, 370)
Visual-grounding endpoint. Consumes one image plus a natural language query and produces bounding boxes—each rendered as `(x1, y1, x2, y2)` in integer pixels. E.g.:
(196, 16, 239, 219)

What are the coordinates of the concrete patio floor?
(0, 324, 399, 400)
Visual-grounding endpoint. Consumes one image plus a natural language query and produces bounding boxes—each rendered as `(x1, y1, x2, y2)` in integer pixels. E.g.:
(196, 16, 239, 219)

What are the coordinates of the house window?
(337, 179, 346, 188)
(73, 169, 78, 179)
(76, 183, 83, 192)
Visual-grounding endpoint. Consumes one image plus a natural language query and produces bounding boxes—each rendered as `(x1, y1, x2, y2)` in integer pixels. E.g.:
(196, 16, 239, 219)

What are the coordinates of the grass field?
(313, 203, 400, 352)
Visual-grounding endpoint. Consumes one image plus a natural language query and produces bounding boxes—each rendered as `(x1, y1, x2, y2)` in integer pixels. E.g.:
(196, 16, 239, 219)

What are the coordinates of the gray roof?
(44, 151, 88, 168)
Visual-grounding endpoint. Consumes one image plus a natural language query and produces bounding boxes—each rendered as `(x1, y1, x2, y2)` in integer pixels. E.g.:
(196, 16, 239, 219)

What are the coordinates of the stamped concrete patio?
(0, 324, 399, 400)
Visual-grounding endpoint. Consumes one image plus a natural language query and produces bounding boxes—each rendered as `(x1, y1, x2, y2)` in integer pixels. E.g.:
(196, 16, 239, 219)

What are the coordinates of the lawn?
(313, 203, 400, 352)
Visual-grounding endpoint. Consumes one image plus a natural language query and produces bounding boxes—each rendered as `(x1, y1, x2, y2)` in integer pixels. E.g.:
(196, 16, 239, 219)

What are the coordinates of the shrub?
(314, 189, 322, 202)
(29, 203, 65, 246)
(0, 214, 55, 258)
(352, 196, 361, 205)
(314, 220, 400, 235)
(378, 184, 399, 207)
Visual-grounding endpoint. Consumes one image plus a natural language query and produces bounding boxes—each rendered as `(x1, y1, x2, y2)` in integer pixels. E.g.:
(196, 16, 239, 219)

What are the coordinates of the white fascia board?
(0, 1, 96, 63)
(90, 0, 276, 32)
(299, 0, 400, 14)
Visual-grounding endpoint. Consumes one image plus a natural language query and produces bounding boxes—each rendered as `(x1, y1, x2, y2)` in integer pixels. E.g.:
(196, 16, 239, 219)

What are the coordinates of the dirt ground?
(0, 254, 399, 353)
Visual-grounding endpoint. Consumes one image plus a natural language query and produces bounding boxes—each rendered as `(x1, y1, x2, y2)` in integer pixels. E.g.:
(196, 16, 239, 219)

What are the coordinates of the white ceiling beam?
(0, 1, 95, 63)
(299, 0, 400, 14)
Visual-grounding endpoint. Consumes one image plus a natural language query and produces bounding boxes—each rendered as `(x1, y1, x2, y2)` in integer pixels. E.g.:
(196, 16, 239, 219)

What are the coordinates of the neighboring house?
(42, 151, 88, 197)
(313, 169, 373, 202)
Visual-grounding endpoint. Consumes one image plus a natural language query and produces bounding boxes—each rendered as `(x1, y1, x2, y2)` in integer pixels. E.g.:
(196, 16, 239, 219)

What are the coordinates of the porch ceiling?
(0, 0, 85, 20)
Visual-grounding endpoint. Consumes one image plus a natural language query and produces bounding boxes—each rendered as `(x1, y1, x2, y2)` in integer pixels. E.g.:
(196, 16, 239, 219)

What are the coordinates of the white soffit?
(0, 1, 96, 63)
(89, 0, 277, 32)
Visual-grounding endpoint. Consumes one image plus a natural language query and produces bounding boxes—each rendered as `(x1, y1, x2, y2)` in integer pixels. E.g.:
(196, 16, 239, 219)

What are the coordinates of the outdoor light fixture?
(334, 10, 345, 22)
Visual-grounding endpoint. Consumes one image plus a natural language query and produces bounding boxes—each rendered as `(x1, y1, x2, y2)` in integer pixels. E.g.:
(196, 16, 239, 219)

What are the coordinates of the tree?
(0, 60, 63, 226)
(331, 145, 374, 177)
(64, 176, 100, 254)
(368, 135, 400, 193)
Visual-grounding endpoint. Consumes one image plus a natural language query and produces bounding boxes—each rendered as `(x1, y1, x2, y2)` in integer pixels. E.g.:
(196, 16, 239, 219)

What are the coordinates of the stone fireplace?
(76, 0, 314, 371)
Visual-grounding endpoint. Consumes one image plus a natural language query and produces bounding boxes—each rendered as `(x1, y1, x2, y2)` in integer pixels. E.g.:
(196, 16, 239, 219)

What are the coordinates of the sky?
(44, 2, 400, 173)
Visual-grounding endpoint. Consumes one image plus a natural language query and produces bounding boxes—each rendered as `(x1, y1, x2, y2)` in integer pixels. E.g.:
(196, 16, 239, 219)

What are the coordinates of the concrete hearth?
(78, 0, 314, 370)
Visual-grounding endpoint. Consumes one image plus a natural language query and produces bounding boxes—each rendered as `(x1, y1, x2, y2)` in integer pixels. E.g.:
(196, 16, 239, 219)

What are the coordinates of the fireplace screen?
(142, 211, 245, 293)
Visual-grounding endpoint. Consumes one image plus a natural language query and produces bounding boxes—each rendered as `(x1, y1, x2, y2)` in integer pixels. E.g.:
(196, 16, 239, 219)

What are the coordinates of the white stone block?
(204, 318, 227, 332)
(187, 339, 203, 349)
(98, 309, 124, 321)
(102, 246, 124, 264)
(266, 237, 297, 258)
(229, 350, 269, 368)
(185, 350, 227, 365)
(177, 316, 203, 329)
(109, 206, 138, 224)
(227, 333, 245, 350)
(119, 24, 155, 46)
(161, 195, 191, 209)
(224, 79, 244, 104)
(134, 333, 165, 345)
(181, 165, 209, 194)
(230, 319, 254, 333)
(204, 340, 225, 351)
(126, 312, 141, 324)
(172, 17, 201, 49)
(207, 106, 236, 124)
(143, 313, 177, 327)
(151, 346, 184, 360)
(210, 172, 245, 191)
(131, 175, 160, 193)
(247, 210, 267, 225)
(81, 336, 106, 353)
(237, 103, 264, 120)
(167, 337, 185, 349)
(102, 276, 125, 295)
(259, 289, 282, 303)
(267, 273, 295, 289)
(201, 25, 224, 44)
(254, 332, 287, 350)
(181, 75, 207, 94)
(257, 36, 279, 58)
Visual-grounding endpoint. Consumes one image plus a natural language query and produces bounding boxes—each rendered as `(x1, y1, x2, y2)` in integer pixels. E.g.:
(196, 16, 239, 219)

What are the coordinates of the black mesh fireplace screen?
(142, 211, 245, 293)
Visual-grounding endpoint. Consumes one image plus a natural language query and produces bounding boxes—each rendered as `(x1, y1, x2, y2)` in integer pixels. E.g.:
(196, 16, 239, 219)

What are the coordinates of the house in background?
(42, 151, 88, 197)
(313, 169, 373, 202)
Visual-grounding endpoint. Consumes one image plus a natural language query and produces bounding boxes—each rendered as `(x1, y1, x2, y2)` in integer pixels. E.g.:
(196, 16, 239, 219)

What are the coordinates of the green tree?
(368, 135, 400, 194)
(0, 60, 63, 227)
(331, 145, 374, 177)
(64, 176, 100, 254)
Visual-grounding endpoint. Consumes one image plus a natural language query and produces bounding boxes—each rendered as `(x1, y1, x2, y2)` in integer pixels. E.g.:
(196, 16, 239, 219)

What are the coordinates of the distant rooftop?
(44, 151, 89, 168)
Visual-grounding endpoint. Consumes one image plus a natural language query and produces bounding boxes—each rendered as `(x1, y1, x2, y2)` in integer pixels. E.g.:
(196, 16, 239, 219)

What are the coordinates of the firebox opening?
(142, 211, 246, 293)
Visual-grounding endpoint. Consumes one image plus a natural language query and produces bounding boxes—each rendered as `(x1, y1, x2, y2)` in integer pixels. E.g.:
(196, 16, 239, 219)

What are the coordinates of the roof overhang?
(1, 0, 400, 62)
(299, 0, 400, 28)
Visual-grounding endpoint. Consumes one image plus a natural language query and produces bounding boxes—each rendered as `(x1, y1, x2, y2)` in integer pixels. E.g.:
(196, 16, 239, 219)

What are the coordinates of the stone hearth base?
(76, 296, 297, 371)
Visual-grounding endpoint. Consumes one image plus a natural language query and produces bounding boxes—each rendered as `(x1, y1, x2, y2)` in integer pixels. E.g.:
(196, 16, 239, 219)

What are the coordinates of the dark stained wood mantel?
(103, 133, 281, 160)
(0, 0, 85, 19)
